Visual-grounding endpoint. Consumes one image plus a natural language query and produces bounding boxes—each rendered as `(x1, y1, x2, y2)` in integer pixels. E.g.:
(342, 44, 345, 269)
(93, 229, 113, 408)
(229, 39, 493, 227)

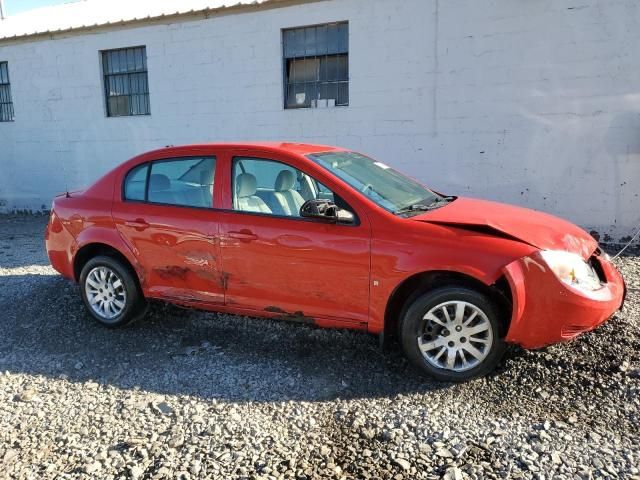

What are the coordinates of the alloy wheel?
(417, 300, 493, 372)
(84, 266, 127, 320)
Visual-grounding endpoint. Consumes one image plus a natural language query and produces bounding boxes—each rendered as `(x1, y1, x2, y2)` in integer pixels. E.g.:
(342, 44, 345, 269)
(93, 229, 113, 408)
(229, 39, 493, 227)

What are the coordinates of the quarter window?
(123, 157, 216, 208)
(0, 62, 14, 122)
(102, 46, 150, 117)
(283, 22, 348, 109)
(123, 164, 148, 201)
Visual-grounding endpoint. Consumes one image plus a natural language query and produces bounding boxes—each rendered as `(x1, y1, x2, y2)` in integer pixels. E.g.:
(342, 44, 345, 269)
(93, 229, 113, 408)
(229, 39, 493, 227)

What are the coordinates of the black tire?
(79, 255, 147, 328)
(399, 286, 506, 382)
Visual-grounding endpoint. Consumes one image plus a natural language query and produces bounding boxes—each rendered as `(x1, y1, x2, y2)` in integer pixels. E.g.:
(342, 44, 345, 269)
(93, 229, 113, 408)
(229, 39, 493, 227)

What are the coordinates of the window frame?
(282, 21, 349, 110)
(0, 61, 15, 122)
(230, 155, 359, 225)
(101, 46, 151, 118)
(122, 156, 217, 210)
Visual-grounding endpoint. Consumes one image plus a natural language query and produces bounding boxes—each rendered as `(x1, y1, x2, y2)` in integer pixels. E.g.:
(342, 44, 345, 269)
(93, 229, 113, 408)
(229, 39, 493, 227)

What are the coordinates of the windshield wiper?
(394, 204, 431, 215)
(394, 196, 455, 216)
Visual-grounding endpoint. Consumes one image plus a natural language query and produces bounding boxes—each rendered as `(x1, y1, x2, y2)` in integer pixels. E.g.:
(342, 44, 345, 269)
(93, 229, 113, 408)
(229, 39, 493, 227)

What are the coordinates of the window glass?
(147, 157, 215, 208)
(102, 46, 150, 117)
(123, 163, 148, 201)
(124, 157, 215, 208)
(0, 62, 14, 122)
(283, 22, 348, 109)
(308, 151, 440, 214)
(232, 157, 342, 217)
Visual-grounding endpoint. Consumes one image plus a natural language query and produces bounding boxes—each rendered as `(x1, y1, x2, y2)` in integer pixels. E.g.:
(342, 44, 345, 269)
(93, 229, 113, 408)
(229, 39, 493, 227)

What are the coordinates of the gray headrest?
(149, 174, 170, 191)
(275, 170, 295, 192)
(236, 173, 257, 198)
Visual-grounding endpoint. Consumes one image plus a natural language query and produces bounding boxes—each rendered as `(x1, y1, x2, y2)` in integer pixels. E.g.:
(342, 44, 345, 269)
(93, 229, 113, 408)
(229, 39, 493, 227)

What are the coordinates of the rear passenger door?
(112, 156, 226, 305)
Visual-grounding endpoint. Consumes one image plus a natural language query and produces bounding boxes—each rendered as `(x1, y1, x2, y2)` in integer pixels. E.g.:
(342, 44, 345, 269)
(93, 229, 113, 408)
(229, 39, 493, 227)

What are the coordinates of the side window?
(123, 163, 148, 201)
(123, 157, 216, 208)
(313, 178, 335, 201)
(231, 156, 342, 217)
(149, 157, 216, 208)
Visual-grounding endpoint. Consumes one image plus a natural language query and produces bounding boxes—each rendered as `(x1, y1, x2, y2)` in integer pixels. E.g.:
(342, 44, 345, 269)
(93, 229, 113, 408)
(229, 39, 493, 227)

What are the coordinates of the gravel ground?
(0, 215, 639, 480)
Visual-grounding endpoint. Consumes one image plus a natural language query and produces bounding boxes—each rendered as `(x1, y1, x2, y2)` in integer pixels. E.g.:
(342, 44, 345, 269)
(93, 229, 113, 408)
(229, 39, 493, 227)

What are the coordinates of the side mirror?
(335, 208, 356, 225)
(300, 199, 355, 225)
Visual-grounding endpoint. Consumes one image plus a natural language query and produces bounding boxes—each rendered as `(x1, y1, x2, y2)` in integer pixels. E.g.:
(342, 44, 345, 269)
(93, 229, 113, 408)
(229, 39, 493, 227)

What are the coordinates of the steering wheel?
(361, 183, 373, 193)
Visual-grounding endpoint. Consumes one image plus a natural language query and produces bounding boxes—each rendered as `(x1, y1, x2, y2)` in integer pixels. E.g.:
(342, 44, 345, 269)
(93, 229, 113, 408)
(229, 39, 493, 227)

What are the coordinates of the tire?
(79, 255, 148, 328)
(400, 286, 506, 381)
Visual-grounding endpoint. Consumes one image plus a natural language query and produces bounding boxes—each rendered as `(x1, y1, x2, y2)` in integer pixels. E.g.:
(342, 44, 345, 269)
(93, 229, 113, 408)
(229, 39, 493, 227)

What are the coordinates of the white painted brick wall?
(0, 0, 638, 241)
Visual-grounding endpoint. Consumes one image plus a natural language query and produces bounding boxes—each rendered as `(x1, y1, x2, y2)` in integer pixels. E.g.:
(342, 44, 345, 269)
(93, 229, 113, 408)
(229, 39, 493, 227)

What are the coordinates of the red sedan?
(45, 143, 626, 381)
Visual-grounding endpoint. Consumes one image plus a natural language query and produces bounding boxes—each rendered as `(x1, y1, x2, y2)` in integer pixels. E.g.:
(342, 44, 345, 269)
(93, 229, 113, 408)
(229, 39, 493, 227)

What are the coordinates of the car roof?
(150, 142, 347, 158)
(85, 142, 351, 199)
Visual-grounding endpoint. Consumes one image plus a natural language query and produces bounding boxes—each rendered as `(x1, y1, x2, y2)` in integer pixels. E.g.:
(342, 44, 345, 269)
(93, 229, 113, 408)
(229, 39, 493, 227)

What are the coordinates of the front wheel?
(400, 287, 506, 381)
(79, 255, 147, 327)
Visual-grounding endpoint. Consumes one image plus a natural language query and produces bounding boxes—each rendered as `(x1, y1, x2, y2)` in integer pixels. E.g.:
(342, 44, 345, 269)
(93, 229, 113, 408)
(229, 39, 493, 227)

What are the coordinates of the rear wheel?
(400, 286, 506, 381)
(79, 255, 147, 327)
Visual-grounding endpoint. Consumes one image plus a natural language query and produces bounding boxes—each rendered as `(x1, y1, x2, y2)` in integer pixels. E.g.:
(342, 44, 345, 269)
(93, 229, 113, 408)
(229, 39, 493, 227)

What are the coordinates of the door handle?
(228, 230, 258, 241)
(124, 218, 150, 230)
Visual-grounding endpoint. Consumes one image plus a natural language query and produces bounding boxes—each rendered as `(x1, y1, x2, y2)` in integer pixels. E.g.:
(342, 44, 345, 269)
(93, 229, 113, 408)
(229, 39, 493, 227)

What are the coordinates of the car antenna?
(60, 144, 71, 198)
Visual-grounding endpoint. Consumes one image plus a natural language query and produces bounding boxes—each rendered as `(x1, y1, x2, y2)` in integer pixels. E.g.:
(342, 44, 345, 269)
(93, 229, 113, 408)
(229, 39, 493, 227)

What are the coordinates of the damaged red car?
(45, 143, 626, 381)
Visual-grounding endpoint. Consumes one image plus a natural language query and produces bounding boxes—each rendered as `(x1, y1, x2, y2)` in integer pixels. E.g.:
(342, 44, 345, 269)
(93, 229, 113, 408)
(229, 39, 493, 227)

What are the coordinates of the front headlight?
(539, 250, 602, 292)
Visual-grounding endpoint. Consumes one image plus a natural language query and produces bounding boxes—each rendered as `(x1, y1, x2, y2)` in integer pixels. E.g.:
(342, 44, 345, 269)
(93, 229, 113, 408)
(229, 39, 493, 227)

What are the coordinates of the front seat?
(273, 170, 305, 216)
(236, 173, 272, 213)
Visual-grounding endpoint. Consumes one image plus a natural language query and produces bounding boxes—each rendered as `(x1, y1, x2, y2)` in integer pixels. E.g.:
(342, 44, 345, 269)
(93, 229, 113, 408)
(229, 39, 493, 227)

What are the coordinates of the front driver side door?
(217, 154, 371, 327)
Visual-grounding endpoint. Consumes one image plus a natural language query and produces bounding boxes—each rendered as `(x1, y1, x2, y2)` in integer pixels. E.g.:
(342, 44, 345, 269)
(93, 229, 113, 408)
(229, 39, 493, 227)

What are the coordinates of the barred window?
(283, 22, 348, 109)
(102, 46, 150, 117)
(0, 62, 14, 122)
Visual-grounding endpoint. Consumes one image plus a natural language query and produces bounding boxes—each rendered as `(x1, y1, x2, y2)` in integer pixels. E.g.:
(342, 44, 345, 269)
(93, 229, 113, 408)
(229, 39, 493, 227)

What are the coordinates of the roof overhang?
(0, 0, 320, 44)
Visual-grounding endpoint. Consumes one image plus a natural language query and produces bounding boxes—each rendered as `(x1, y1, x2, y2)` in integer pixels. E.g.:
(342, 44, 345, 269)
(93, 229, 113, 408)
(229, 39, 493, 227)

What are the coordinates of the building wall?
(0, 0, 638, 240)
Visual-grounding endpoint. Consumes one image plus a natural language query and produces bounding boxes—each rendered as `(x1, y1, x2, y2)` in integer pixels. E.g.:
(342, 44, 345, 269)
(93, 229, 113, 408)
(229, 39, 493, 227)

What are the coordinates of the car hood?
(411, 197, 598, 259)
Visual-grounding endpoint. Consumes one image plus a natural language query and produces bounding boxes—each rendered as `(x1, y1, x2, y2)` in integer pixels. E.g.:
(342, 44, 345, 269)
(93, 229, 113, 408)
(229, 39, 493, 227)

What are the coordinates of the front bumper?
(503, 250, 625, 349)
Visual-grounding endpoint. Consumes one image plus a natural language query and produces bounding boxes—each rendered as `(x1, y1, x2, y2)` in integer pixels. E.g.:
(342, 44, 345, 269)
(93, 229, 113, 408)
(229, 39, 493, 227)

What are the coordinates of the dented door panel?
(112, 202, 224, 304)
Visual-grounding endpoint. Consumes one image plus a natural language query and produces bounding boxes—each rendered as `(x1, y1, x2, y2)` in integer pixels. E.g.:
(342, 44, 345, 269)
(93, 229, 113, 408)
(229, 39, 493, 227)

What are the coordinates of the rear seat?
(148, 174, 177, 205)
(148, 174, 211, 207)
